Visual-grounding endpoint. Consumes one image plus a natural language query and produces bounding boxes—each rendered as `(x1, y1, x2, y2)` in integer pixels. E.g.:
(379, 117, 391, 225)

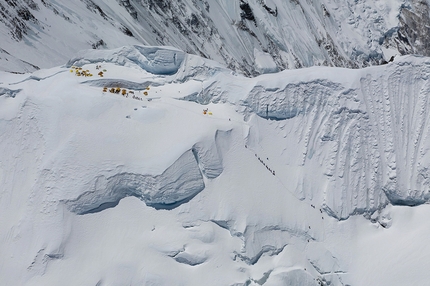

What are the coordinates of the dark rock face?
(82, 0, 110, 20)
(240, 1, 255, 22)
(91, 39, 106, 49)
(0, 0, 38, 40)
(380, 0, 430, 58)
(398, 1, 430, 56)
(118, 0, 138, 19)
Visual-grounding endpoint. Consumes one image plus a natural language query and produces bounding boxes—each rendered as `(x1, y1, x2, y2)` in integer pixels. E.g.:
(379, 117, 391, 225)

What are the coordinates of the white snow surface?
(1, 46, 430, 285)
(254, 49, 278, 74)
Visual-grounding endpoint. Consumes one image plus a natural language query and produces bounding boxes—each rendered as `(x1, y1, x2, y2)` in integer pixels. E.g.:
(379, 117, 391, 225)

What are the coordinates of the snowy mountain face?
(1, 0, 430, 75)
(2, 0, 430, 285)
(1, 45, 430, 285)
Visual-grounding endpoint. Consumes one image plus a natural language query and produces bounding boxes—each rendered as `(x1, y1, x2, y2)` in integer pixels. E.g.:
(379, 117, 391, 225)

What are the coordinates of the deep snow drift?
(1, 46, 430, 285)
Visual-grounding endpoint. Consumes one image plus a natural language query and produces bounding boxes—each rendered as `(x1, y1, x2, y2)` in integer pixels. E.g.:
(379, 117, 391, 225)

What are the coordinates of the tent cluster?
(102, 86, 151, 101)
(70, 66, 107, 77)
(202, 108, 213, 115)
(70, 66, 93, 77)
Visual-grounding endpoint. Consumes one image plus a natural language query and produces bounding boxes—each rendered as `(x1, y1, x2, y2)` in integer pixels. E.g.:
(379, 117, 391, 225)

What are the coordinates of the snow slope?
(1, 46, 430, 285)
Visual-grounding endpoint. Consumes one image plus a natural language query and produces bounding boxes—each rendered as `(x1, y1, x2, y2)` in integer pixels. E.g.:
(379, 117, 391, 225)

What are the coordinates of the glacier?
(0, 46, 430, 285)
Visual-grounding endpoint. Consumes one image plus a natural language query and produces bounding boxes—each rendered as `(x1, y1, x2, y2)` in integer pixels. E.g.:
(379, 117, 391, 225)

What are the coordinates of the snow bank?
(254, 49, 278, 74)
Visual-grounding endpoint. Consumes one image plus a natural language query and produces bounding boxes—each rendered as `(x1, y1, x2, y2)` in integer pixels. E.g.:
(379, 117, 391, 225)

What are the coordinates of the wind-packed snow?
(1, 46, 430, 285)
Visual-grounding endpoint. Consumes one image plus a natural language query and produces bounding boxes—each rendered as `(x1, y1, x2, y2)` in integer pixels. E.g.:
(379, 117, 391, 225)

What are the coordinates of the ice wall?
(67, 45, 185, 75)
(242, 59, 430, 219)
(187, 56, 430, 219)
